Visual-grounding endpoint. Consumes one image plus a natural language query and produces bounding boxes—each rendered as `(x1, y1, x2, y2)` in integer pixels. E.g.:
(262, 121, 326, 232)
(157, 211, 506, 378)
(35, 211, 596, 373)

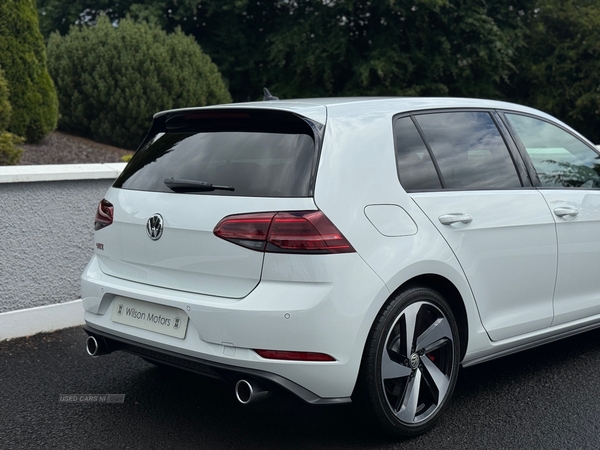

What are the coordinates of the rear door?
(394, 111, 557, 341)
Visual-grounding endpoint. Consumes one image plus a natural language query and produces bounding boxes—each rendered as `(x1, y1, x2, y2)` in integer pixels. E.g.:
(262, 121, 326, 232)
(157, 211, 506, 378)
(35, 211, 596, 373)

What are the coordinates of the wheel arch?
(389, 274, 469, 361)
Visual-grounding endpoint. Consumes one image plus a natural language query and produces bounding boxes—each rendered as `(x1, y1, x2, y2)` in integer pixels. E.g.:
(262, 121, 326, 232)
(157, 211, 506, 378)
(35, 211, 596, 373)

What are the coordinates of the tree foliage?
(0, 0, 58, 142)
(47, 16, 231, 149)
(37, 0, 533, 101)
(37, 0, 600, 142)
(259, 0, 531, 99)
(510, 0, 600, 143)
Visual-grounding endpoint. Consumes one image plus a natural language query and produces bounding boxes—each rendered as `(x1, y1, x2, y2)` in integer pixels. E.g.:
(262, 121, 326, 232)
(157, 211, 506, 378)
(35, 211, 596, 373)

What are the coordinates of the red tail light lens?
(214, 210, 355, 254)
(94, 199, 114, 231)
(254, 349, 336, 362)
(212, 212, 275, 251)
(268, 211, 353, 252)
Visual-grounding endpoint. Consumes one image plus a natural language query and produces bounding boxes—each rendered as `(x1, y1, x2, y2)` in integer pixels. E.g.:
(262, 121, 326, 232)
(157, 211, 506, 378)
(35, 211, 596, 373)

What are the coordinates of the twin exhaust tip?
(86, 336, 270, 404)
(234, 379, 270, 404)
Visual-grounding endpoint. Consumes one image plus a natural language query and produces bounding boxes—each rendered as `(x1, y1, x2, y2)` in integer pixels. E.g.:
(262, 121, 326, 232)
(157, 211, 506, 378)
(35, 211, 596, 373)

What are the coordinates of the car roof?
(151, 97, 597, 151)
(156, 97, 554, 124)
(233, 96, 531, 111)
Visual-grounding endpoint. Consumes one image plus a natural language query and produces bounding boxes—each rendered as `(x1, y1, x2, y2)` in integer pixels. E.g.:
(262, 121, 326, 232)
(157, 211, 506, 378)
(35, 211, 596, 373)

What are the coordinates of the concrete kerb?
(0, 300, 85, 341)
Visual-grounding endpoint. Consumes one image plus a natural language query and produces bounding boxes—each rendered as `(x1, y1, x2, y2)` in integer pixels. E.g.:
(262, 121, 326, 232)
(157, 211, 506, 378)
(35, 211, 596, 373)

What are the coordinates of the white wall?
(0, 164, 126, 339)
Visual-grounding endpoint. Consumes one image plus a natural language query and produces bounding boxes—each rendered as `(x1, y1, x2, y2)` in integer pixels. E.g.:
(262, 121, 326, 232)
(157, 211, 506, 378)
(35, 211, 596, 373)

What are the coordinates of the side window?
(505, 113, 600, 188)
(415, 112, 522, 189)
(394, 117, 442, 191)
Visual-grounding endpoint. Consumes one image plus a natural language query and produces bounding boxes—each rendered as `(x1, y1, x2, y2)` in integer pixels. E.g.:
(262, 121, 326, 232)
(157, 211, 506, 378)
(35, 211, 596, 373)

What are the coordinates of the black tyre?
(357, 286, 460, 437)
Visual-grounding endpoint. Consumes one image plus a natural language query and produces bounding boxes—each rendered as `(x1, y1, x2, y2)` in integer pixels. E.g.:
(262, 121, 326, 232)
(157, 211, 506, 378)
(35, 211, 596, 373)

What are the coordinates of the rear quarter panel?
(313, 102, 489, 363)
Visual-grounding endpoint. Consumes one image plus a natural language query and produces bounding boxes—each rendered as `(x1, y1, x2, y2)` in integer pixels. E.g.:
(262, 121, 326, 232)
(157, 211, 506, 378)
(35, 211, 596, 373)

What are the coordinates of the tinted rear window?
(414, 112, 522, 190)
(114, 110, 320, 197)
(394, 117, 442, 191)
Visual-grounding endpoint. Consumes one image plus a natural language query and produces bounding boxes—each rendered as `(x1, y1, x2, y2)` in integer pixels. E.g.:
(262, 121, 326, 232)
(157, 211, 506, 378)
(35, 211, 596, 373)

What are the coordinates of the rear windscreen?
(114, 110, 320, 197)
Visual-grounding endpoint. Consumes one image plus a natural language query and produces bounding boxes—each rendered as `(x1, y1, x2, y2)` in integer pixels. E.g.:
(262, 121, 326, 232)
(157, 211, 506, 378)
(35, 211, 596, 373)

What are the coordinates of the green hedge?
(0, 0, 58, 143)
(0, 68, 23, 165)
(47, 16, 232, 150)
(0, 132, 24, 165)
(0, 68, 11, 131)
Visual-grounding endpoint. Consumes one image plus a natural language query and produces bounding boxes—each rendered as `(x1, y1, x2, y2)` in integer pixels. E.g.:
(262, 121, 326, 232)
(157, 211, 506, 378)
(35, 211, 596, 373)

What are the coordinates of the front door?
(504, 113, 600, 326)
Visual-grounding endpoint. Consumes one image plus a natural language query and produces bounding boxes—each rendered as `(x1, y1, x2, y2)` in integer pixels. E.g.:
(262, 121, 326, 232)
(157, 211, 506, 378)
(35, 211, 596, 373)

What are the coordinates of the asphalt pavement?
(1, 326, 600, 449)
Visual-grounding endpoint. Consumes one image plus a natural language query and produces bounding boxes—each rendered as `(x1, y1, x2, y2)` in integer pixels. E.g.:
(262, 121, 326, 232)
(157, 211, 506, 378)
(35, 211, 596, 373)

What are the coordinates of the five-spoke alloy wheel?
(358, 287, 460, 437)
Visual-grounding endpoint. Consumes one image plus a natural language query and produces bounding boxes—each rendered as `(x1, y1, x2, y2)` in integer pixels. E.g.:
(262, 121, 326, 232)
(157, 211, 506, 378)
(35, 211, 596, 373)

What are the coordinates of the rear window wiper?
(164, 177, 235, 192)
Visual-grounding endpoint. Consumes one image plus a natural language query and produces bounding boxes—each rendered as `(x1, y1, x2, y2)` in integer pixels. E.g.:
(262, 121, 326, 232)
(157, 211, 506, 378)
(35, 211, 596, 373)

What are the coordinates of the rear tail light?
(214, 210, 355, 254)
(254, 349, 336, 362)
(94, 199, 114, 231)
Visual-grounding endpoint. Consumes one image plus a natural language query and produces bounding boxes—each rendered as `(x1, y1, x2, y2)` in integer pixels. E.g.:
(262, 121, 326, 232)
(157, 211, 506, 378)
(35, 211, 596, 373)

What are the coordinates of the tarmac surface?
(1, 326, 600, 449)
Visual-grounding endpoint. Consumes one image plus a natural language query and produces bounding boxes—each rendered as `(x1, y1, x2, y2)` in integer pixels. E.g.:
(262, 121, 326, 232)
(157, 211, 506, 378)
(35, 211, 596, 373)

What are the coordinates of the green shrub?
(0, 68, 24, 165)
(47, 16, 232, 150)
(0, 0, 58, 143)
(0, 132, 24, 165)
(0, 68, 11, 131)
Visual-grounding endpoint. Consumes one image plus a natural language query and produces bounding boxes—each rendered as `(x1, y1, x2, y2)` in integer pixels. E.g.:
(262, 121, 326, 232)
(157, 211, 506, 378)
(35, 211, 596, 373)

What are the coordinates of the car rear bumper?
(83, 323, 350, 404)
(81, 252, 388, 400)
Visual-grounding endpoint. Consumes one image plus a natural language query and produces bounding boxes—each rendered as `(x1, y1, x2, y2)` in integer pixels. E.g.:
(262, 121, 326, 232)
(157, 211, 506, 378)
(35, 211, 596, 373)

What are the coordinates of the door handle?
(438, 214, 473, 225)
(553, 207, 579, 218)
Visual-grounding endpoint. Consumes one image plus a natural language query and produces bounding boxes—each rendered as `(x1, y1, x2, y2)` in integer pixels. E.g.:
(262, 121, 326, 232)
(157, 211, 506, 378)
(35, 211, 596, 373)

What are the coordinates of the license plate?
(110, 297, 189, 339)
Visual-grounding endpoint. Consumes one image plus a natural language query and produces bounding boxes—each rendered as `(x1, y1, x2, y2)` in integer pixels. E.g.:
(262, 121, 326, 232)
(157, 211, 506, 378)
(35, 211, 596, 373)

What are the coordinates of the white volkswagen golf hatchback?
(82, 97, 600, 437)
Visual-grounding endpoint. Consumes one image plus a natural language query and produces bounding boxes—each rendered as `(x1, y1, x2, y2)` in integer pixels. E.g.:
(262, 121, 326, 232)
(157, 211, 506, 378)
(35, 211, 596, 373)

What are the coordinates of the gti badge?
(146, 214, 164, 241)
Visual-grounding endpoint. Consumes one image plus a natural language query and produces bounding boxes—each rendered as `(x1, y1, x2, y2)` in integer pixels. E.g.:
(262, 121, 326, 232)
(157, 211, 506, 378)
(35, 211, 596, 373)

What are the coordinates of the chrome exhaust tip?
(235, 379, 270, 404)
(86, 336, 99, 356)
(86, 335, 110, 356)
